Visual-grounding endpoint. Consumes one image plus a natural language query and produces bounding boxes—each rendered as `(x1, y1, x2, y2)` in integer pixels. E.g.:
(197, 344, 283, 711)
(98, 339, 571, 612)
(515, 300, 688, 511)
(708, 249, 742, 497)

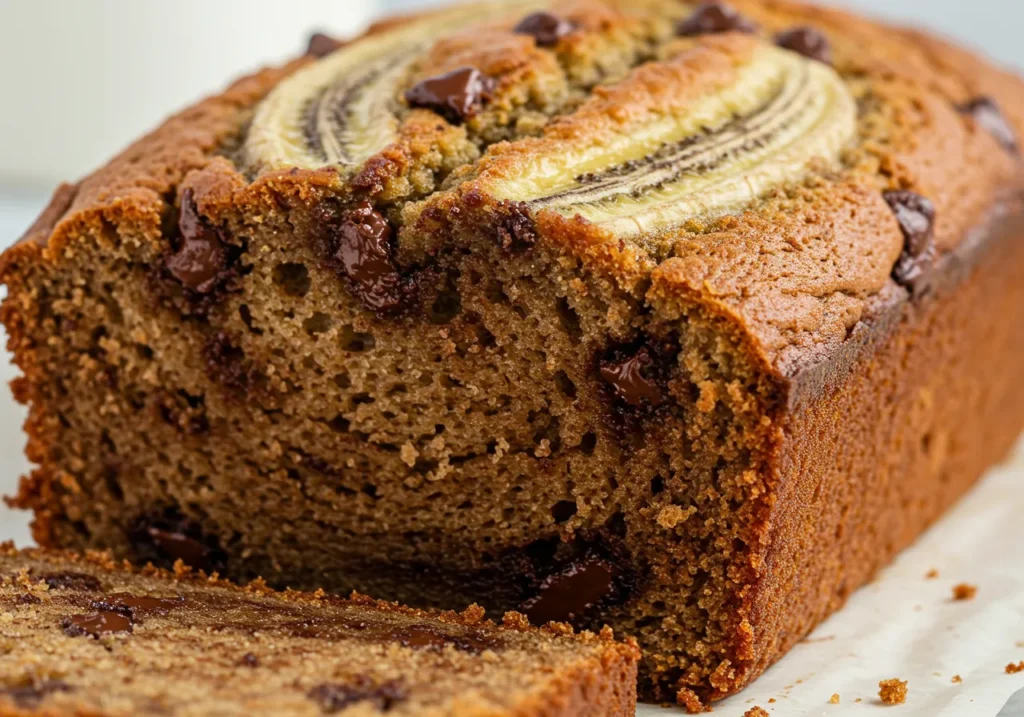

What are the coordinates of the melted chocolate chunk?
(130, 511, 227, 574)
(405, 67, 496, 124)
(306, 32, 341, 58)
(494, 200, 537, 251)
(332, 202, 408, 314)
(958, 97, 1019, 154)
(15, 593, 42, 605)
(676, 1, 758, 36)
(240, 652, 260, 668)
(599, 346, 665, 408)
(775, 26, 832, 64)
(308, 679, 407, 714)
(883, 190, 938, 293)
(521, 556, 615, 625)
(389, 624, 498, 654)
(0, 680, 71, 708)
(94, 593, 184, 618)
(514, 12, 577, 47)
(62, 609, 133, 638)
(165, 190, 232, 294)
(38, 572, 102, 592)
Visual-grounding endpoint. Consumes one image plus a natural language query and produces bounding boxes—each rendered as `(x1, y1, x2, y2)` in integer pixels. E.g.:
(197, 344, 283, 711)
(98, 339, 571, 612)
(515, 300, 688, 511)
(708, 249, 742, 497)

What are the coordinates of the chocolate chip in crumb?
(38, 572, 103, 592)
(240, 652, 260, 668)
(389, 624, 499, 654)
(332, 202, 408, 315)
(62, 609, 133, 638)
(520, 556, 615, 625)
(94, 593, 184, 618)
(883, 190, 937, 293)
(306, 32, 341, 58)
(0, 680, 72, 708)
(599, 346, 665, 408)
(775, 26, 832, 64)
(958, 97, 1019, 154)
(514, 12, 578, 47)
(676, 2, 758, 36)
(308, 678, 407, 714)
(405, 67, 496, 124)
(130, 511, 228, 574)
(165, 190, 231, 294)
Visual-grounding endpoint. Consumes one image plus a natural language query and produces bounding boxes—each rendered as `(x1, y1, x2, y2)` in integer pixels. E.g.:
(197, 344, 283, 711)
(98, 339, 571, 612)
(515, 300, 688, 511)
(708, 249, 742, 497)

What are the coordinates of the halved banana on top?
(243, 0, 545, 174)
(482, 44, 856, 237)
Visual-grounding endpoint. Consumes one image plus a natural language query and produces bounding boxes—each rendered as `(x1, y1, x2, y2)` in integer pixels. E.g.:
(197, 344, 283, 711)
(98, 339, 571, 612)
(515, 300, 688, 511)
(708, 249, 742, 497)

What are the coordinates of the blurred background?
(0, 0, 1021, 545)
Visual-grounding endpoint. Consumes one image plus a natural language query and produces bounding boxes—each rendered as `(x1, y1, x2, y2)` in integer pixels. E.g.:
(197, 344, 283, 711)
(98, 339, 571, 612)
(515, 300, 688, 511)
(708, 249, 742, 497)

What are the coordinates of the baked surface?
(0, 544, 638, 716)
(2, 0, 1023, 705)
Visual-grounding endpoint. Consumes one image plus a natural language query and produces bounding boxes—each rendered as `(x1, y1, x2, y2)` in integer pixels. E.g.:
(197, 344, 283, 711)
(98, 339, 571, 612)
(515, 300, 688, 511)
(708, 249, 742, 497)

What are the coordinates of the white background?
(0, 2, 1021, 714)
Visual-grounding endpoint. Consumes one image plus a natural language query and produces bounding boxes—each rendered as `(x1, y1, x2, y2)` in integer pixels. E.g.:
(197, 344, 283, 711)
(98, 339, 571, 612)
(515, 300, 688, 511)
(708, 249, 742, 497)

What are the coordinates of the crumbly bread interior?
(0, 546, 637, 716)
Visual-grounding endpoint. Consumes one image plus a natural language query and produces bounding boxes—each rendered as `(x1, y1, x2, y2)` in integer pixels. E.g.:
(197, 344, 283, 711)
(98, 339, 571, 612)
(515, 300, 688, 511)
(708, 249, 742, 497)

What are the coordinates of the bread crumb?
(952, 583, 977, 601)
(768, 698, 776, 703)
(951, 674, 962, 684)
(829, 693, 840, 704)
(878, 678, 908, 705)
(744, 708, 769, 717)
(855, 698, 862, 703)
(1006, 661, 1024, 674)
(676, 687, 710, 714)
(657, 504, 695, 529)
(925, 568, 939, 579)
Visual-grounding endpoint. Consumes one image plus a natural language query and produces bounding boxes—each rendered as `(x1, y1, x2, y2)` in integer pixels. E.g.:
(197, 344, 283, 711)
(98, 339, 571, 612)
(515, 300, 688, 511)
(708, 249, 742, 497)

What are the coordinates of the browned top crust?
(6, 0, 1024, 378)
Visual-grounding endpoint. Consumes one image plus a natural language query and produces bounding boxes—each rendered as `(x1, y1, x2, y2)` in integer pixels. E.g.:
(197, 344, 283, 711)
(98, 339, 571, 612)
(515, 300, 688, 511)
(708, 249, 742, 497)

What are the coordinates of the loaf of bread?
(3, 0, 1023, 706)
(0, 544, 638, 716)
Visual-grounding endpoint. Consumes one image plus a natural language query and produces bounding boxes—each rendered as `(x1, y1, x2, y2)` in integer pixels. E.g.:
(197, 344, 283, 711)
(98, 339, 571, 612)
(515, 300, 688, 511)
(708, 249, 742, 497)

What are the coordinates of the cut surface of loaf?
(0, 545, 638, 716)
(3, 0, 1024, 706)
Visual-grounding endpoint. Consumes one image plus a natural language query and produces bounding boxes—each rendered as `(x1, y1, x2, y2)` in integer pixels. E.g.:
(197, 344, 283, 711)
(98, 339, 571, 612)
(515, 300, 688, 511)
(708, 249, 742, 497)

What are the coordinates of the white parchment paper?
(640, 441, 1024, 716)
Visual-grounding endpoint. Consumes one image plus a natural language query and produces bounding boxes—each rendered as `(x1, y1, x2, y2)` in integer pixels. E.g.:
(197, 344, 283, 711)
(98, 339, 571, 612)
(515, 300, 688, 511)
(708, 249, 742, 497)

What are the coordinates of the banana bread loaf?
(0, 544, 638, 716)
(4, 0, 1024, 705)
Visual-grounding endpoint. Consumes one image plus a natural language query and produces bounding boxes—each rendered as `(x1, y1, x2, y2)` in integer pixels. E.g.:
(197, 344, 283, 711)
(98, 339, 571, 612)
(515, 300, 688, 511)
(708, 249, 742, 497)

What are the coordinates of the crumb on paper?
(768, 698, 776, 703)
(951, 674, 962, 684)
(1007, 661, 1024, 674)
(879, 679, 907, 705)
(855, 698, 862, 703)
(952, 583, 977, 601)
(676, 688, 710, 714)
(744, 708, 769, 717)
(829, 693, 840, 704)
(925, 568, 939, 579)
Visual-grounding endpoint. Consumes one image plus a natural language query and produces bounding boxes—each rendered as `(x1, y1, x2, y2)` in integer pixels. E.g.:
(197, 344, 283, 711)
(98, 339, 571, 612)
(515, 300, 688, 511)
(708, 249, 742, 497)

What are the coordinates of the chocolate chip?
(521, 556, 615, 625)
(514, 12, 577, 47)
(308, 679, 407, 714)
(775, 26, 832, 64)
(389, 624, 498, 654)
(165, 190, 232, 294)
(676, 2, 758, 36)
(494, 200, 537, 251)
(15, 593, 42, 605)
(883, 190, 937, 293)
(958, 97, 1019, 154)
(130, 511, 228, 574)
(62, 609, 133, 638)
(332, 202, 408, 314)
(240, 652, 260, 668)
(94, 593, 184, 618)
(599, 346, 665, 408)
(38, 572, 103, 592)
(405, 67, 496, 124)
(203, 332, 260, 396)
(0, 680, 71, 708)
(306, 32, 341, 58)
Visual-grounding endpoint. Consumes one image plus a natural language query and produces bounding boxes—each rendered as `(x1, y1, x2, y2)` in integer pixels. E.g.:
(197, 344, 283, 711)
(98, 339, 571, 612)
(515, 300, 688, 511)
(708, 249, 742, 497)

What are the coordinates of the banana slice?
(488, 45, 856, 237)
(244, 1, 545, 174)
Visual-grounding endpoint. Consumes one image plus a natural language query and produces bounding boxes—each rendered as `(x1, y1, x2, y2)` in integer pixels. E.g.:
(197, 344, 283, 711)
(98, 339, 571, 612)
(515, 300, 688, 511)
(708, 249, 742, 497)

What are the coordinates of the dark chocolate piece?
(332, 202, 407, 314)
(520, 556, 615, 625)
(514, 12, 577, 47)
(775, 26, 832, 64)
(308, 679, 407, 714)
(38, 571, 102, 592)
(599, 346, 665, 408)
(958, 97, 1019, 154)
(306, 32, 342, 58)
(165, 190, 231, 294)
(130, 511, 228, 574)
(62, 609, 133, 638)
(676, 2, 758, 37)
(405, 67, 496, 124)
(389, 624, 498, 654)
(240, 652, 261, 668)
(0, 680, 72, 708)
(95, 593, 184, 617)
(883, 190, 938, 293)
